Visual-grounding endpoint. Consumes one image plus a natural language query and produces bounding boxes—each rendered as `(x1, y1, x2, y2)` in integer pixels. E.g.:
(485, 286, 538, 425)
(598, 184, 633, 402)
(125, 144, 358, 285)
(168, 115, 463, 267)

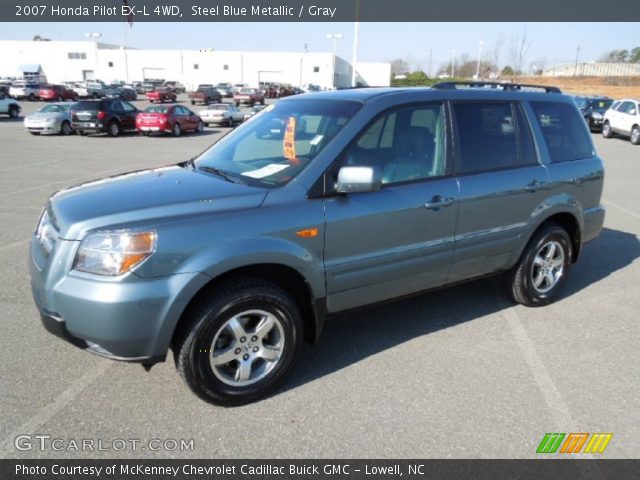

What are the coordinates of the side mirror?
(630, 109, 637, 116)
(336, 166, 382, 194)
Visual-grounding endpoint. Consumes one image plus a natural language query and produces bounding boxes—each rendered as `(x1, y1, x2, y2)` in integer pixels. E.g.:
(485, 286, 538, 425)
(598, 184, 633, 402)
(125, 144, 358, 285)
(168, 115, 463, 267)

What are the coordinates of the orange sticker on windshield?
(283, 117, 298, 163)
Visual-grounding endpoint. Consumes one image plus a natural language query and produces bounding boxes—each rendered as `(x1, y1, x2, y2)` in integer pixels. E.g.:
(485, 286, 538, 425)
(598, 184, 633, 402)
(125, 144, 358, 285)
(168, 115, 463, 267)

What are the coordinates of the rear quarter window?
(530, 101, 594, 163)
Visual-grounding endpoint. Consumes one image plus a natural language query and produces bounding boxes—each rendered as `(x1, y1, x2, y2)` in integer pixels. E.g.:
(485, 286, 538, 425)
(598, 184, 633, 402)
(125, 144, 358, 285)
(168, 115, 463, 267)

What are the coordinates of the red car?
(38, 84, 78, 102)
(146, 87, 177, 103)
(233, 88, 265, 107)
(136, 104, 203, 137)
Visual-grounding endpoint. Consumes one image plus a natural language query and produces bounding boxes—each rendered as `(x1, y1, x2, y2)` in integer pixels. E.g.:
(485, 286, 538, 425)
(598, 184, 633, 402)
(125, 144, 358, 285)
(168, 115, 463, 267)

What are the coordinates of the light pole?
(326, 33, 343, 89)
(476, 40, 484, 79)
(451, 49, 456, 78)
(351, 0, 361, 87)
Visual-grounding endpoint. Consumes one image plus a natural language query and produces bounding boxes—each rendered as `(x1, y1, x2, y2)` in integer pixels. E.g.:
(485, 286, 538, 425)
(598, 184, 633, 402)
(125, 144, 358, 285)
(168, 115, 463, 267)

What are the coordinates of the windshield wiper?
(198, 166, 246, 184)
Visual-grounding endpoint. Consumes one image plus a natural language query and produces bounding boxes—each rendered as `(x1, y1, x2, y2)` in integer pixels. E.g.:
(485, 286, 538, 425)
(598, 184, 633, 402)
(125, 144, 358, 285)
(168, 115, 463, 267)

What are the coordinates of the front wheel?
(602, 121, 614, 138)
(506, 224, 572, 307)
(60, 121, 72, 136)
(28, 93, 35, 101)
(631, 126, 640, 145)
(174, 280, 303, 406)
(196, 121, 204, 133)
(172, 123, 182, 137)
(107, 121, 120, 137)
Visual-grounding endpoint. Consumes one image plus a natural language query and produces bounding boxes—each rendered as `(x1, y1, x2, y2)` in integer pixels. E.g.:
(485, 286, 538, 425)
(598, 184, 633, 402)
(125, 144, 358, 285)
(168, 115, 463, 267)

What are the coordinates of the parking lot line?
(603, 200, 640, 221)
(0, 360, 112, 459)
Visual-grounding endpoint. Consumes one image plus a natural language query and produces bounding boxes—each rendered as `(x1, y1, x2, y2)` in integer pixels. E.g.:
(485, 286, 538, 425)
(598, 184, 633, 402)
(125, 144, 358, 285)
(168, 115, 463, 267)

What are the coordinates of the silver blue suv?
(30, 82, 605, 405)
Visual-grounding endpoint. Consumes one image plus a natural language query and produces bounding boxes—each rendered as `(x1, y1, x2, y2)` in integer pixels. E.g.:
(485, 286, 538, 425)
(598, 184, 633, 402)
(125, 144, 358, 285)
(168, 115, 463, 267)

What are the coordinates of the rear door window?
(530, 101, 593, 163)
(453, 102, 521, 174)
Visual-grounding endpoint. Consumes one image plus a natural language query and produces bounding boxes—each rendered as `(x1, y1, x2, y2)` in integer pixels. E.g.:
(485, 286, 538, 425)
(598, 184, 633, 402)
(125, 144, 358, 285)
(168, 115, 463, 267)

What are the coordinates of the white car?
(603, 98, 640, 145)
(23, 102, 75, 135)
(9, 81, 41, 101)
(0, 94, 21, 118)
(198, 103, 245, 127)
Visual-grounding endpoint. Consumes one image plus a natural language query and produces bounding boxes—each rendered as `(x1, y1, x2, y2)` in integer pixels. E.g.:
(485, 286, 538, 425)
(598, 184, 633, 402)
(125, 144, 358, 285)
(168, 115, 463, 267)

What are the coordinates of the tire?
(57, 96, 63, 102)
(92, 93, 98, 99)
(260, 99, 265, 105)
(29, 132, 40, 136)
(78, 131, 87, 136)
(8, 105, 19, 119)
(191, 100, 195, 106)
(107, 121, 120, 137)
(506, 224, 572, 307)
(73, 95, 79, 102)
(235, 101, 240, 107)
(196, 121, 204, 133)
(602, 121, 613, 138)
(174, 279, 303, 406)
(631, 126, 640, 145)
(227, 116, 234, 127)
(60, 121, 72, 136)
(172, 123, 182, 137)
(28, 93, 35, 101)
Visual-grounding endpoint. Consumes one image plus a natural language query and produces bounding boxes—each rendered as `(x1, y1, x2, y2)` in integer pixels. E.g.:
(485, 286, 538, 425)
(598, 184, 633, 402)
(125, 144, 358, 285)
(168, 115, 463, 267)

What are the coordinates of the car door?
(323, 102, 459, 312)
(230, 105, 242, 122)
(616, 101, 637, 135)
(448, 101, 550, 283)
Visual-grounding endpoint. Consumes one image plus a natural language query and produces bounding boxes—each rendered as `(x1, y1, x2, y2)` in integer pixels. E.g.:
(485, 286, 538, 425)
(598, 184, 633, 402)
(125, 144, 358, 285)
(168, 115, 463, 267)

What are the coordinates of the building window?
(194, 64, 199, 70)
(81, 53, 86, 59)
(223, 64, 229, 71)
(313, 66, 320, 73)
(108, 61, 114, 68)
(67, 52, 86, 60)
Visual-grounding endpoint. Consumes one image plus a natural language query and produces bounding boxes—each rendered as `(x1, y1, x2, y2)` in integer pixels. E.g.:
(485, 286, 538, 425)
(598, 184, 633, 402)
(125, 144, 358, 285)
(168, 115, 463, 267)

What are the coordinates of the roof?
(18, 64, 42, 73)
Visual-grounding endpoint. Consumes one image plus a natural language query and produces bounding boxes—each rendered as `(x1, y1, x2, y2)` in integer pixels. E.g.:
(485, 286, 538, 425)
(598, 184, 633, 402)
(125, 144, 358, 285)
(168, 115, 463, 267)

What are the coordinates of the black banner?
(2, 460, 640, 480)
(3, 0, 640, 22)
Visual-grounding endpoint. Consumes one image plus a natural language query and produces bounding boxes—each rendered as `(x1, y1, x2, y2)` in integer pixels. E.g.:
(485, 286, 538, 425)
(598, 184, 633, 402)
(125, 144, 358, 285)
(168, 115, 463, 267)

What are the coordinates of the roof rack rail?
(432, 81, 562, 94)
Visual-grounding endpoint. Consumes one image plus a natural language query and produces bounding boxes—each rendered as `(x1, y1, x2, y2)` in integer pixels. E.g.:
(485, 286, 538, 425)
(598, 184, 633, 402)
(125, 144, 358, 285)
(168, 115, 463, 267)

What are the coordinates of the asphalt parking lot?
(0, 95, 638, 459)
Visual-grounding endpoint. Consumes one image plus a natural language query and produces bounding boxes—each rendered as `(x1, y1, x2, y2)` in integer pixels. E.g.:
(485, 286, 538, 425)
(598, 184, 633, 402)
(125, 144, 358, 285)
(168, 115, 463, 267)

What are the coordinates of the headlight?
(591, 112, 603, 119)
(44, 118, 55, 124)
(73, 230, 156, 276)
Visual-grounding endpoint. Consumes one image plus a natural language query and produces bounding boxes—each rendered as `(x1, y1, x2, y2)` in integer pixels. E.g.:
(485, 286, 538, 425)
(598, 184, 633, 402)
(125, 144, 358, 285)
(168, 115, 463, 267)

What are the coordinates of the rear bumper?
(583, 205, 606, 244)
(71, 122, 107, 133)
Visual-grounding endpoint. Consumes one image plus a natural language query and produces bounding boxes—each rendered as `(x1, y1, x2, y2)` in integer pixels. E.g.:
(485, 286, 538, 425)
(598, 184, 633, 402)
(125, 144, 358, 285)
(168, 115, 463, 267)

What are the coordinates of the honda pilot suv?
(30, 82, 605, 405)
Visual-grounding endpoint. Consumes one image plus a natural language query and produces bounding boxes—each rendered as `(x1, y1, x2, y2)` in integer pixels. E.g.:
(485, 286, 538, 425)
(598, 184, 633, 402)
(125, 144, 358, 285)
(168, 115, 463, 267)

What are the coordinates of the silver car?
(24, 102, 75, 135)
(198, 103, 245, 127)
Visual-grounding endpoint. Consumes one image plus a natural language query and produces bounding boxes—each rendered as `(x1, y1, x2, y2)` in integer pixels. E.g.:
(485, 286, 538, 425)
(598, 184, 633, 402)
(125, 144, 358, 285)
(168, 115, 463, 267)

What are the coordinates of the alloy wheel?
(531, 240, 565, 293)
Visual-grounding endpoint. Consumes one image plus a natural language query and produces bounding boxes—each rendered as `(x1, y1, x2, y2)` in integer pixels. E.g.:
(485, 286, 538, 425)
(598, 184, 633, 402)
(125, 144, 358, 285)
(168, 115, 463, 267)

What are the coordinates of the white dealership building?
(0, 39, 391, 89)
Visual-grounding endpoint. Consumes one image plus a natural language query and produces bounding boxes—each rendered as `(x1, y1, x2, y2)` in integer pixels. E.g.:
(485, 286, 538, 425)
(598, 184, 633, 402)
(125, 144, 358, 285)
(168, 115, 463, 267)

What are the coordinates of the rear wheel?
(28, 93, 35, 101)
(631, 126, 640, 145)
(602, 121, 614, 138)
(506, 224, 572, 307)
(174, 279, 303, 406)
(107, 121, 120, 137)
(60, 121, 72, 136)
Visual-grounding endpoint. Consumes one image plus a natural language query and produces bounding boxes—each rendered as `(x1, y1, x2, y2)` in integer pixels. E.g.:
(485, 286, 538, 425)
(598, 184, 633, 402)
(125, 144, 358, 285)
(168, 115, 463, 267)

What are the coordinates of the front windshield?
(587, 99, 613, 111)
(194, 99, 361, 188)
(39, 104, 71, 113)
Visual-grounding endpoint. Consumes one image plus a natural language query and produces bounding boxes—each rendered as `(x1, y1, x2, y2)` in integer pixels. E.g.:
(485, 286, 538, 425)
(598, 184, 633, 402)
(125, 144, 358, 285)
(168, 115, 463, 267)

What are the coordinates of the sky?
(1, 22, 638, 72)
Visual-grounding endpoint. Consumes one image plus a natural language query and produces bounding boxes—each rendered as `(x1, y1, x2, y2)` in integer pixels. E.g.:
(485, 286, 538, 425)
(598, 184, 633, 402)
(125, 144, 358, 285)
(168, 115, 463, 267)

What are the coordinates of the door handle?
(424, 195, 454, 210)
(525, 180, 546, 192)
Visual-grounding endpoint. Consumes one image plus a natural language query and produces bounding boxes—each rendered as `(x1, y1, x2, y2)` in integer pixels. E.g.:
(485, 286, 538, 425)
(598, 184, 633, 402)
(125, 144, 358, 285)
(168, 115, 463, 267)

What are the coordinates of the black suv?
(573, 96, 613, 132)
(71, 99, 139, 136)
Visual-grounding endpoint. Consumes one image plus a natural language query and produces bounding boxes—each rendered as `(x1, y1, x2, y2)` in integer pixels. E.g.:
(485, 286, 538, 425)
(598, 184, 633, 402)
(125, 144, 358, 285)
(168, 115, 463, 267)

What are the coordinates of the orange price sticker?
(283, 117, 298, 163)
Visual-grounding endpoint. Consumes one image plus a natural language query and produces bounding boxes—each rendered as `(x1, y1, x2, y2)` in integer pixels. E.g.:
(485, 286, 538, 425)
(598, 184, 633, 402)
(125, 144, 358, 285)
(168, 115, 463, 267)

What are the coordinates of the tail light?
(97, 111, 107, 120)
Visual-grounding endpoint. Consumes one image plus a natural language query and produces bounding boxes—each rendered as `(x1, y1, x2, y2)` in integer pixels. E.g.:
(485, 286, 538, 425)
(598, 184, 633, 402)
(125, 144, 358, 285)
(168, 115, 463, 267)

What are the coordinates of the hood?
(49, 165, 268, 240)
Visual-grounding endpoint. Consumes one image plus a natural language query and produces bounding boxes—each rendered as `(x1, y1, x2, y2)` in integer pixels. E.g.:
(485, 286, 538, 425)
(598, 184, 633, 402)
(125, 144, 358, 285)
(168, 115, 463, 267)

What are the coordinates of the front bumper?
(30, 238, 210, 362)
(25, 122, 59, 134)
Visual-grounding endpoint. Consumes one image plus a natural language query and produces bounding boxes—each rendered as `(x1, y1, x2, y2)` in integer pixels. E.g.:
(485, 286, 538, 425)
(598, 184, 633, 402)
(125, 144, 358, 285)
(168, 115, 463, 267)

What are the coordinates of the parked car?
(9, 81, 42, 101)
(38, 84, 78, 102)
(30, 82, 605, 406)
(197, 103, 245, 126)
(70, 98, 139, 136)
(73, 81, 107, 99)
(232, 83, 248, 94)
(23, 102, 75, 135)
(105, 86, 137, 101)
(573, 96, 613, 132)
(216, 83, 233, 98)
(0, 93, 21, 118)
(136, 104, 203, 136)
(164, 81, 186, 93)
(233, 88, 265, 107)
(243, 104, 267, 122)
(603, 98, 640, 145)
(126, 82, 145, 94)
(146, 87, 177, 103)
(188, 85, 222, 105)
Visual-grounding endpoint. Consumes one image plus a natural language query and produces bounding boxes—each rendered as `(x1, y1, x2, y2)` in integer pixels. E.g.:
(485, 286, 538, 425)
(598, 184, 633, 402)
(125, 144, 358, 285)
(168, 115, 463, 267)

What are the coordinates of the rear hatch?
(71, 100, 103, 124)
